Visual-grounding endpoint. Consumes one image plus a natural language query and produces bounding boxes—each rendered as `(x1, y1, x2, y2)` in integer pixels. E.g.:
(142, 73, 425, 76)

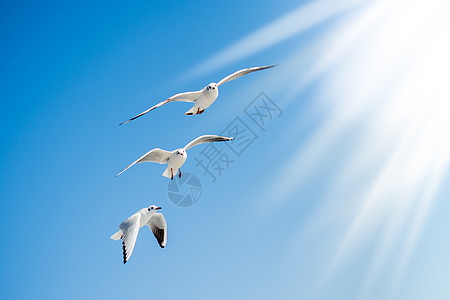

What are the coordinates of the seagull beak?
(156, 207, 162, 210)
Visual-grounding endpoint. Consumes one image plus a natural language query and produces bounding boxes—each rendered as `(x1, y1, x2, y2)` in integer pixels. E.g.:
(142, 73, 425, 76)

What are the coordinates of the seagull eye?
(148, 208, 151, 211)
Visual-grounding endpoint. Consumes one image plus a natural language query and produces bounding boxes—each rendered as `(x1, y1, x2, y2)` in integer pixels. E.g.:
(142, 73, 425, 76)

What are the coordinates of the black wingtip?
(119, 118, 134, 125)
(122, 241, 128, 264)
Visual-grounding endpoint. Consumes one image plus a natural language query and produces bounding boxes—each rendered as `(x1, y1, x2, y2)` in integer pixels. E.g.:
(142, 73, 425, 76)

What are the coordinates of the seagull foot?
(199, 109, 205, 114)
(171, 168, 173, 180)
(178, 169, 182, 178)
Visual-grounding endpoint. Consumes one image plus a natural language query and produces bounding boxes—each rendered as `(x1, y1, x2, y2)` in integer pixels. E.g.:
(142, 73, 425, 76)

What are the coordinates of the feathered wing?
(147, 213, 167, 248)
(119, 213, 141, 264)
(119, 90, 203, 125)
(216, 65, 276, 87)
(184, 135, 234, 150)
(115, 148, 172, 177)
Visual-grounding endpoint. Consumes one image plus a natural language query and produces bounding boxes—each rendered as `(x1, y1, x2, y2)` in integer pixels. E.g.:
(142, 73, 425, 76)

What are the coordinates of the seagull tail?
(162, 167, 171, 178)
(110, 230, 122, 240)
(184, 105, 198, 115)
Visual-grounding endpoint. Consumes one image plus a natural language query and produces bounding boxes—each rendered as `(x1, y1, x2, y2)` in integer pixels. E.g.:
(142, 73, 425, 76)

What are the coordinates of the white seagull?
(111, 205, 167, 264)
(115, 135, 234, 179)
(119, 65, 276, 125)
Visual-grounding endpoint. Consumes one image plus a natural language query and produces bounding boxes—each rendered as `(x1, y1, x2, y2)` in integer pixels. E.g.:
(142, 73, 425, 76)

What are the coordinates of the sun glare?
(279, 0, 450, 297)
(185, 0, 450, 296)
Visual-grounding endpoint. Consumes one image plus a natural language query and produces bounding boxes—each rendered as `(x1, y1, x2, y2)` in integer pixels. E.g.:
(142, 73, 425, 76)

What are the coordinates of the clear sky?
(1, 0, 450, 299)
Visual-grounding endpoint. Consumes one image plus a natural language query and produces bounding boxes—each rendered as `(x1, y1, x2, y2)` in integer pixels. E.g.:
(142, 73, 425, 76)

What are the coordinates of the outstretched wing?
(147, 213, 167, 248)
(119, 213, 141, 264)
(115, 148, 172, 177)
(119, 90, 202, 125)
(216, 65, 276, 87)
(184, 135, 234, 150)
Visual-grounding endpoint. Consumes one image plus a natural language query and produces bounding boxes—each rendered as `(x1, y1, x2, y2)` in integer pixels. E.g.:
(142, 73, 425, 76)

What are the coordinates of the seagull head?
(176, 149, 186, 156)
(206, 83, 217, 91)
(147, 205, 162, 213)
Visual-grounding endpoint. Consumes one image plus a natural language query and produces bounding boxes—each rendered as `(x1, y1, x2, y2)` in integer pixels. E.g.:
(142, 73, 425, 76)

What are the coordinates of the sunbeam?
(181, 0, 365, 82)
(254, 0, 450, 298)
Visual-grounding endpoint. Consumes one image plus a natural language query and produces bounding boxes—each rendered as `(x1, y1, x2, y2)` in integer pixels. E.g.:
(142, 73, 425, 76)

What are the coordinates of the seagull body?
(119, 65, 276, 125)
(116, 135, 234, 179)
(111, 205, 167, 264)
(163, 149, 187, 178)
(184, 83, 219, 115)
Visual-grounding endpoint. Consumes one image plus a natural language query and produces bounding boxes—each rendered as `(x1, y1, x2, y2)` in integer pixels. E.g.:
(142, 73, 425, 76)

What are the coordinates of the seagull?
(115, 135, 234, 179)
(111, 205, 167, 264)
(119, 65, 276, 125)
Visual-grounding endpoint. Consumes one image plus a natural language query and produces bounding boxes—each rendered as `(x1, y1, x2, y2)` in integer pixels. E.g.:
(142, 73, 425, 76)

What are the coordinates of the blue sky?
(2, 0, 450, 299)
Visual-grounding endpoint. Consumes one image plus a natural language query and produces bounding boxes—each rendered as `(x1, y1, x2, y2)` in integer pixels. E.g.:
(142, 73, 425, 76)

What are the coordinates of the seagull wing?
(119, 213, 141, 264)
(216, 65, 276, 87)
(119, 90, 203, 125)
(147, 213, 167, 248)
(184, 135, 234, 150)
(115, 148, 172, 177)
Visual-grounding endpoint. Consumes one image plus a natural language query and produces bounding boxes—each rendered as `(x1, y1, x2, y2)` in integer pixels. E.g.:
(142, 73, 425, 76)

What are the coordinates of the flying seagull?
(111, 205, 167, 264)
(119, 65, 276, 125)
(115, 135, 234, 179)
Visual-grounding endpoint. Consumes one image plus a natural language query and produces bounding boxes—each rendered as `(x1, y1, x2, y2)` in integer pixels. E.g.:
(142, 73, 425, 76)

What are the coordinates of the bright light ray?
(320, 2, 450, 297)
(177, 0, 450, 296)
(284, 0, 390, 103)
(181, 0, 364, 82)
(248, 0, 450, 297)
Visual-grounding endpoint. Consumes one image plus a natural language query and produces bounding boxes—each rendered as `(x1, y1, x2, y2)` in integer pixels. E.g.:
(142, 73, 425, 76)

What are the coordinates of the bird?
(115, 135, 234, 179)
(119, 65, 276, 125)
(111, 205, 167, 264)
